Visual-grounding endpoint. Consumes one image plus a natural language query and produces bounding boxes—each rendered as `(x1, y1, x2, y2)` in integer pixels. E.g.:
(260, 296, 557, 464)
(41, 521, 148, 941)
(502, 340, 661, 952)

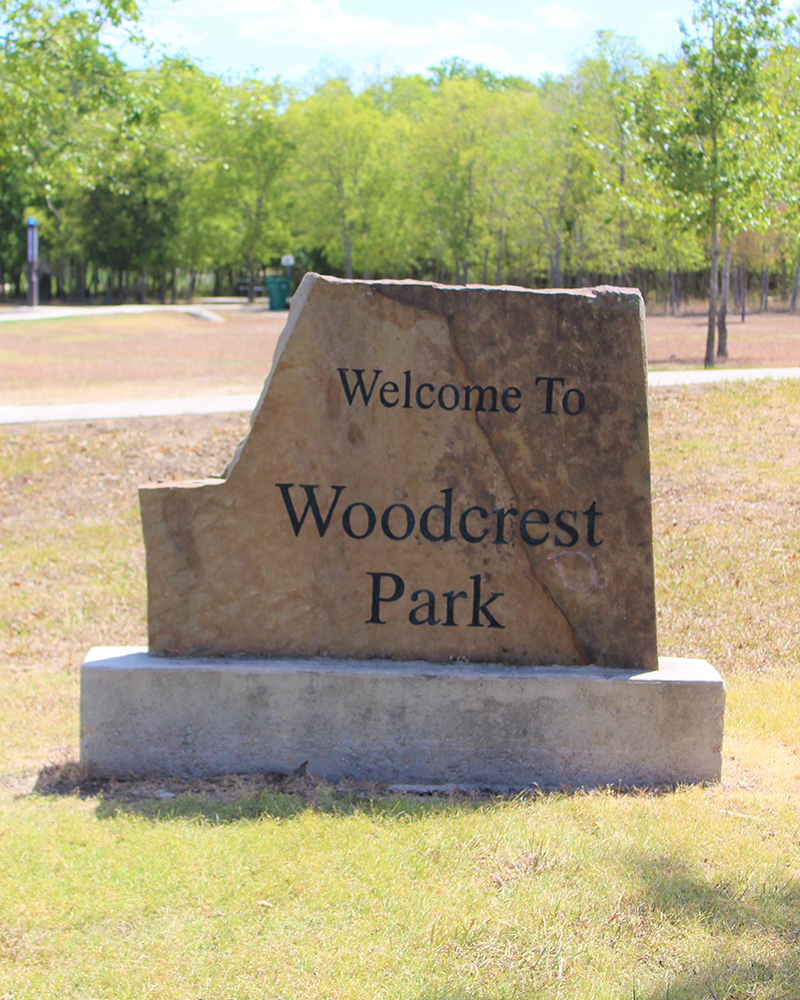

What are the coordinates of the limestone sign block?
(140, 275, 657, 669)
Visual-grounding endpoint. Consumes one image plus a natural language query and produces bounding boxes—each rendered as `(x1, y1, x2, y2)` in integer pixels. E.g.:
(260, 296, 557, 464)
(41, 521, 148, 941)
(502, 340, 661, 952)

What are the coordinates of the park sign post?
(281, 253, 294, 286)
(26, 218, 38, 308)
(81, 275, 725, 789)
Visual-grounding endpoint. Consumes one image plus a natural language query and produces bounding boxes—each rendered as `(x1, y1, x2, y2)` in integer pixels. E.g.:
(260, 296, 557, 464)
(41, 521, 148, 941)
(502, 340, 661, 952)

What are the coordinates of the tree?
(507, 78, 600, 287)
(412, 74, 494, 284)
(286, 79, 386, 280)
(0, 0, 142, 298)
(638, 0, 786, 367)
(201, 79, 290, 300)
(757, 38, 800, 314)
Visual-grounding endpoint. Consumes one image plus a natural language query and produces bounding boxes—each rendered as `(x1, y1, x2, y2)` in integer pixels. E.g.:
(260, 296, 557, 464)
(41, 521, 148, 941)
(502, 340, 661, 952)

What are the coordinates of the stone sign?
(139, 275, 657, 669)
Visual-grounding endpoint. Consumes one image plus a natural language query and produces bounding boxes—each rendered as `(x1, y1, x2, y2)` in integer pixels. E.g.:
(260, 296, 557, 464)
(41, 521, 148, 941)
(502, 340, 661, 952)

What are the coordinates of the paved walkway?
(0, 304, 224, 323)
(647, 366, 800, 387)
(0, 394, 261, 425)
(2, 367, 799, 426)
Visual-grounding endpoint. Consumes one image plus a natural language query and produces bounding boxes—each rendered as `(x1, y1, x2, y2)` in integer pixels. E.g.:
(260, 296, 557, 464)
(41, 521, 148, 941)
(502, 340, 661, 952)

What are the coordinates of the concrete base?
(80, 648, 725, 790)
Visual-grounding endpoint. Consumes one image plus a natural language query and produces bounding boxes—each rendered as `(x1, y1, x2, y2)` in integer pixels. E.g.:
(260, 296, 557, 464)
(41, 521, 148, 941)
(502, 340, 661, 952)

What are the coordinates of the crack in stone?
(444, 317, 589, 666)
(375, 283, 588, 665)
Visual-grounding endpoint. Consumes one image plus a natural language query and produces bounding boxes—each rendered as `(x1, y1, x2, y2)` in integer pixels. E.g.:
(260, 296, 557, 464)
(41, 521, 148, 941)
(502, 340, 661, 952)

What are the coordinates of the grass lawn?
(1, 382, 799, 999)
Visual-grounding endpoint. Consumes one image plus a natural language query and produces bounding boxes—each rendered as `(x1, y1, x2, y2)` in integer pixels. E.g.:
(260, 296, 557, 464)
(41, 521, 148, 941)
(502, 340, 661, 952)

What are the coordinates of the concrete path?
(2, 367, 799, 426)
(0, 394, 260, 425)
(0, 304, 224, 323)
(647, 366, 800, 387)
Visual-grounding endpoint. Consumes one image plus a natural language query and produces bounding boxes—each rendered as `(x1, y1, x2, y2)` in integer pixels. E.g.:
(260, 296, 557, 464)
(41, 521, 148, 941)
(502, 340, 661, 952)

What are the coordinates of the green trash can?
(265, 276, 290, 311)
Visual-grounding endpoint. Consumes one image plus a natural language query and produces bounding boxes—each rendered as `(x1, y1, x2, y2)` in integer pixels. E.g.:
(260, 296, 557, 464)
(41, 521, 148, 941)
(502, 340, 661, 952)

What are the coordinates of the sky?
(126, 0, 698, 87)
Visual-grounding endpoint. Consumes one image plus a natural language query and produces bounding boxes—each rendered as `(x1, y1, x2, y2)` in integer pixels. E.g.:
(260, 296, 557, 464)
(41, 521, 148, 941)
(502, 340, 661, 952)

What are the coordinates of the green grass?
(1, 783, 799, 998)
(1, 385, 800, 998)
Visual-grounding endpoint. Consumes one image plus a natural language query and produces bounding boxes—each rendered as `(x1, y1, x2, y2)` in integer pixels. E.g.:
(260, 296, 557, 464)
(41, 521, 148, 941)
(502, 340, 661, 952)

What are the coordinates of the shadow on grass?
(635, 949, 800, 1000)
(628, 851, 800, 999)
(93, 784, 496, 824)
(33, 759, 517, 823)
(33, 759, 686, 825)
(34, 758, 687, 825)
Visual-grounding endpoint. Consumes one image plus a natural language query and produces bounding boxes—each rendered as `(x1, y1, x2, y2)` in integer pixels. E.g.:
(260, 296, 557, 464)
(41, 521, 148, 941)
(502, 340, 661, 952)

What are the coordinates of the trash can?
(265, 276, 290, 311)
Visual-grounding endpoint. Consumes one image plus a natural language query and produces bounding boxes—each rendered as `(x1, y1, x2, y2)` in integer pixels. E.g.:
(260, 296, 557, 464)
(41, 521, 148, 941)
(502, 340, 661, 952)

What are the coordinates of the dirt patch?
(0, 307, 286, 405)
(646, 308, 800, 368)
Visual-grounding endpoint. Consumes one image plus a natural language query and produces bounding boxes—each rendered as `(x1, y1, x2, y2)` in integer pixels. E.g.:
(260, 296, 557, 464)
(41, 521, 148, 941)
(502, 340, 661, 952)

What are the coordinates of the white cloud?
(151, 0, 546, 51)
(144, 17, 213, 54)
(533, 4, 598, 30)
(137, 0, 581, 82)
(240, 7, 474, 48)
(469, 13, 539, 38)
(650, 8, 678, 23)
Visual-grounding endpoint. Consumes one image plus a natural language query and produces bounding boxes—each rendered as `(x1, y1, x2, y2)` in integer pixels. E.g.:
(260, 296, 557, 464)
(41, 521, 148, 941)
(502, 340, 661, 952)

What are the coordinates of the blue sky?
(127, 0, 697, 86)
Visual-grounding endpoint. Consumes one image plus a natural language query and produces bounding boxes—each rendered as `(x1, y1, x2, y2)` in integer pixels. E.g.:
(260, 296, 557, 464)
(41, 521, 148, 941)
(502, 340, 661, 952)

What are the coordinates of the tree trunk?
(138, 269, 146, 304)
(106, 270, 112, 304)
(791, 257, 800, 311)
(170, 267, 177, 305)
(705, 211, 719, 368)
(549, 246, 562, 288)
(741, 269, 747, 322)
(481, 246, 488, 285)
(0, 262, 5, 303)
(343, 235, 353, 280)
(247, 266, 256, 303)
(717, 244, 730, 358)
(159, 272, 166, 305)
(187, 271, 196, 302)
(669, 270, 675, 315)
(496, 229, 503, 285)
(760, 266, 768, 311)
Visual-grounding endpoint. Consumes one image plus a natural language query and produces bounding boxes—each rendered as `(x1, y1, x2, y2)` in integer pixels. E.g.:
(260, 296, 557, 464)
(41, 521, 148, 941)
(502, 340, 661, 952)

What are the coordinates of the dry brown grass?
(0, 414, 249, 785)
(649, 380, 800, 674)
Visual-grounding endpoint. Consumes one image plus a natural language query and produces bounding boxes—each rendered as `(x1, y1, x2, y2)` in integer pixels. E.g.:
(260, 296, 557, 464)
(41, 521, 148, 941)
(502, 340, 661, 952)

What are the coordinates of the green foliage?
(638, 0, 785, 234)
(285, 79, 389, 279)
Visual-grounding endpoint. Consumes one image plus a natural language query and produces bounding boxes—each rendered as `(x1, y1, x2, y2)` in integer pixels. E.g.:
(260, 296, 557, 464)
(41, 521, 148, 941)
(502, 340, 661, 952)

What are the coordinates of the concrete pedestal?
(80, 648, 725, 790)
